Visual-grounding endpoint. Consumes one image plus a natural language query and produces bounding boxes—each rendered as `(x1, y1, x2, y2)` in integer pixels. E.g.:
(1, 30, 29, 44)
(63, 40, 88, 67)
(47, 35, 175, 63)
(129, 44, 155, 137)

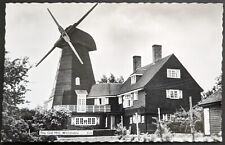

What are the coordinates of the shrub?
(153, 117, 173, 142)
(115, 122, 127, 137)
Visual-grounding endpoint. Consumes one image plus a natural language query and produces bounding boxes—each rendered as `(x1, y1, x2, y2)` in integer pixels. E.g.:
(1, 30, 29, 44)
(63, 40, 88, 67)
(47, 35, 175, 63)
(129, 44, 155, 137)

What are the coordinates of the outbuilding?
(198, 89, 222, 135)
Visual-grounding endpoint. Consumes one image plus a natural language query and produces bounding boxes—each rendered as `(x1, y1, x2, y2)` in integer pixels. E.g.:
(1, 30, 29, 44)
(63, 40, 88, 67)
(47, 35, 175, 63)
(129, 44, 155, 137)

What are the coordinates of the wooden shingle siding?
(209, 105, 222, 134)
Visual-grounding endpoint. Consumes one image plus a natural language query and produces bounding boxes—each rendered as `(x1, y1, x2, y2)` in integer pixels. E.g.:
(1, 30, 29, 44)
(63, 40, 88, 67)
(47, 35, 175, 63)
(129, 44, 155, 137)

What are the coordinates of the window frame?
(166, 89, 183, 99)
(71, 117, 99, 126)
(167, 69, 181, 78)
(131, 75, 136, 84)
(75, 77, 80, 85)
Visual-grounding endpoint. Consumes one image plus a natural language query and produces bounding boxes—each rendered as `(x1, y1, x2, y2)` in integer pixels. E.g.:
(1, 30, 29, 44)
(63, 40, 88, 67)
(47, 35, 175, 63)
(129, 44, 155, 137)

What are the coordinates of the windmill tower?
(36, 4, 98, 111)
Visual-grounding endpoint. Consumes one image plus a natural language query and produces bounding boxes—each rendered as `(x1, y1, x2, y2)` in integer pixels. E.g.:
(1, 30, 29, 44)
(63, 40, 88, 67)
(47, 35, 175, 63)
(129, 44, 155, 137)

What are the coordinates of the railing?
(53, 105, 111, 113)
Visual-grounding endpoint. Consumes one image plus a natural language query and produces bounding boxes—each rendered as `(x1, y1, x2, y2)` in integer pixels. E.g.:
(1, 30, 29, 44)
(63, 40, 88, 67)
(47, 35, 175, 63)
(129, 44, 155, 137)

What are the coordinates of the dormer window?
(75, 77, 80, 85)
(131, 75, 136, 84)
(167, 69, 180, 78)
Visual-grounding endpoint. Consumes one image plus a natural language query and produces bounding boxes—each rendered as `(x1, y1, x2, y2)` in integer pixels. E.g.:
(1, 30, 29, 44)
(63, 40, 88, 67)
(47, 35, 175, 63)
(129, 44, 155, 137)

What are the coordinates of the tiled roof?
(88, 83, 123, 97)
(198, 89, 222, 106)
(119, 54, 173, 94)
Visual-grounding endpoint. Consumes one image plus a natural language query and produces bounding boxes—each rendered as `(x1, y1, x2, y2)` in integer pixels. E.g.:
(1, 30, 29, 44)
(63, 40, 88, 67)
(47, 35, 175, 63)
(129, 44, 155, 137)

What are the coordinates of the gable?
(145, 54, 203, 92)
(119, 54, 203, 95)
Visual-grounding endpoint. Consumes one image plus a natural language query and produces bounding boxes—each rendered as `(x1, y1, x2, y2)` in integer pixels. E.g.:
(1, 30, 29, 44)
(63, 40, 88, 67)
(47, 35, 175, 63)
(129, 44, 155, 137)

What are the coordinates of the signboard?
(133, 114, 141, 123)
(39, 130, 93, 136)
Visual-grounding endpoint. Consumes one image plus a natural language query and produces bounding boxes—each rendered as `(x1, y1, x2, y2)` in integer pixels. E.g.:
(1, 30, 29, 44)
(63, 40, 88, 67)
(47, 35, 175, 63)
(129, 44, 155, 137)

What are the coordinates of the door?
(110, 115, 116, 129)
(204, 108, 210, 135)
(75, 90, 87, 112)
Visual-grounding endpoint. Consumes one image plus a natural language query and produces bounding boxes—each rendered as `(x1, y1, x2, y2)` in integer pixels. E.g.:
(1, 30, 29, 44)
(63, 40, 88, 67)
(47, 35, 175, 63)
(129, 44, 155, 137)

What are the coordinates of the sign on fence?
(39, 130, 93, 136)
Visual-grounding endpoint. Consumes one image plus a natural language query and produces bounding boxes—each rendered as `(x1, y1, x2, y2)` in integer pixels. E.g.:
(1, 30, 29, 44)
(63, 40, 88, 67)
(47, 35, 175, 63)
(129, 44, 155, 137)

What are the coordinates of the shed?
(198, 89, 222, 135)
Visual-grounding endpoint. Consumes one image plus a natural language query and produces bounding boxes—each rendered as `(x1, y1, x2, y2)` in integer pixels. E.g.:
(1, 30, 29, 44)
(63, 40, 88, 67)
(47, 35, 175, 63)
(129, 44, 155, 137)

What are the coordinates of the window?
(141, 115, 145, 123)
(162, 114, 168, 121)
(92, 118, 95, 124)
(75, 77, 80, 85)
(169, 114, 175, 121)
(71, 117, 99, 125)
(167, 69, 181, 78)
(75, 90, 87, 112)
(102, 97, 109, 105)
(130, 117, 133, 124)
(131, 75, 136, 84)
(105, 117, 108, 128)
(118, 96, 122, 104)
(134, 91, 138, 100)
(94, 98, 109, 105)
(130, 96, 134, 106)
(166, 90, 183, 99)
(94, 98, 100, 105)
(88, 118, 91, 124)
(123, 94, 134, 108)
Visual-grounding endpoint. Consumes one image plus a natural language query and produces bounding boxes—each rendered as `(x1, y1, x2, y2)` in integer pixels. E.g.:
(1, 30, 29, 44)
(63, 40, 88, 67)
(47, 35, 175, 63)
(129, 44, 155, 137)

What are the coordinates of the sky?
(5, 3, 223, 109)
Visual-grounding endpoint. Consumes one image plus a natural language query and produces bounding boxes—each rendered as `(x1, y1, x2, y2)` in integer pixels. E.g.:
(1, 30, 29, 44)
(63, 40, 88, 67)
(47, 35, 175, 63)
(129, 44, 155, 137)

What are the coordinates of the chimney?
(133, 56, 141, 72)
(152, 44, 162, 63)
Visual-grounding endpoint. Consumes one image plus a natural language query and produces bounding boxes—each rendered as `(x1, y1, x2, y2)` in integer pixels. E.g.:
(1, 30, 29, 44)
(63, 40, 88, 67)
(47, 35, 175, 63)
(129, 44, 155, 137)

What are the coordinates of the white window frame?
(141, 115, 145, 123)
(75, 77, 80, 85)
(94, 98, 100, 105)
(130, 117, 133, 124)
(76, 90, 87, 112)
(162, 114, 168, 121)
(118, 96, 122, 104)
(94, 98, 109, 105)
(131, 75, 136, 84)
(167, 69, 181, 78)
(134, 91, 138, 100)
(166, 89, 183, 99)
(71, 117, 99, 126)
(123, 94, 134, 108)
(105, 117, 108, 128)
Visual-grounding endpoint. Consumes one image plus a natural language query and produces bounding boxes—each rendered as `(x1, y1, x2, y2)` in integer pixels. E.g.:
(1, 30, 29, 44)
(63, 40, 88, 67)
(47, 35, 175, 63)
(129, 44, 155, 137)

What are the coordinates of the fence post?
(189, 96, 195, 142)
(158, 108, 163, 141)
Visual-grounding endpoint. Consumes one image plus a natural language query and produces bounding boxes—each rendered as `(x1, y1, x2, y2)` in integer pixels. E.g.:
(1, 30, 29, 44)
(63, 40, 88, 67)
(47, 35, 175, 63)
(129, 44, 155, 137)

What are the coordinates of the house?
(52, 44, 203, 134)
(198, 89, 222, 135)
(116, 45, 203, 133)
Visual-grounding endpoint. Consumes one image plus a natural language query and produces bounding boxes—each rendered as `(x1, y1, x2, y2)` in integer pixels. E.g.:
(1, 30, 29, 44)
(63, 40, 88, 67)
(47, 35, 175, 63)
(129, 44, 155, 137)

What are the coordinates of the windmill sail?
(35, 46, 56, 67)
(36, 3, 98, 67)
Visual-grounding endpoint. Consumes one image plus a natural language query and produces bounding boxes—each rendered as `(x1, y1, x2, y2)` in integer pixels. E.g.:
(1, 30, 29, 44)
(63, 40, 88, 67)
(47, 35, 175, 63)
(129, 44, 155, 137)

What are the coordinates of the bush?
(115, 122, 127, 136)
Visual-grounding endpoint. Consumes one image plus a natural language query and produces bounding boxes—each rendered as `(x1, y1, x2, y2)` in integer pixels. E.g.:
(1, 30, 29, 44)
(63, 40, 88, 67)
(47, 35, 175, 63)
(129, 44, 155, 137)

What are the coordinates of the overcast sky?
(5, 3, 222, 109)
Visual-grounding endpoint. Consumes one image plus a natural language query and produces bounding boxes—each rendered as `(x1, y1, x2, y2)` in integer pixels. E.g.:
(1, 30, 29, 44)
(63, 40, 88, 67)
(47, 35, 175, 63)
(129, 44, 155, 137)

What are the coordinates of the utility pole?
(135, 112, 140, 140)
(189, 96, 195, 142)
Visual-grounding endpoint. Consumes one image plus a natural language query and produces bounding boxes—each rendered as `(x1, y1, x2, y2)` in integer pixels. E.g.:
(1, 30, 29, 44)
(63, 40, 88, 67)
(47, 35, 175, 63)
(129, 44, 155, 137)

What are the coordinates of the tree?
(3, 55, 31, 114)
(99, 74, 108, 83)
(202, 74, 222, 98)
(98, 73, 124, 83)
(2, 53, 32, 142)
(108, 73, 116, 83)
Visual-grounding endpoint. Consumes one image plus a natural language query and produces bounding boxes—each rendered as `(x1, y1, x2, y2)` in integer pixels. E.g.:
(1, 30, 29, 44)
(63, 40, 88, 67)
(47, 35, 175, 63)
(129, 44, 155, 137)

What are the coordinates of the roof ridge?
(133, 54, 174, 74)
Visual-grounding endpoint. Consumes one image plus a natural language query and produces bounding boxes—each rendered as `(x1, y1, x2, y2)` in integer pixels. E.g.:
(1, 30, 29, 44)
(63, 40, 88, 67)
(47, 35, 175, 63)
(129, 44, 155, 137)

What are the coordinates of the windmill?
(36, 4, 98, 109)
